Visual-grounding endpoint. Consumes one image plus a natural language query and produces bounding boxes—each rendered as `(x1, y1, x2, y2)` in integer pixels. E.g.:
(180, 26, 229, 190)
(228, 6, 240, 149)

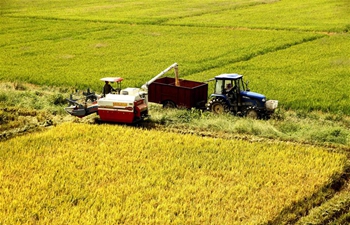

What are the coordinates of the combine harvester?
(65, 63, 278, 123)
(65, 63, 178, 123)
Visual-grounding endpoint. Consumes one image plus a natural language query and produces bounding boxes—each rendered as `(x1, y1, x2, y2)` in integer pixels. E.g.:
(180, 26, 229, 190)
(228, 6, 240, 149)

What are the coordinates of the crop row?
(0, 123, 347, 224)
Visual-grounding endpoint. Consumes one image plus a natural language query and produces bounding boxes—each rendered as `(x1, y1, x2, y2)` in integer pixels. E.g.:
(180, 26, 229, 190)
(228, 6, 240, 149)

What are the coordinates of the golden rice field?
(0, 123, 347, 224)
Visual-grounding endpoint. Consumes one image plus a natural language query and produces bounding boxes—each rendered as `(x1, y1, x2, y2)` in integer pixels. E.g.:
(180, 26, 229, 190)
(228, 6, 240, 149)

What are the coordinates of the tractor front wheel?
(245, 108, 258, 119)
(207, 98, 229, 114)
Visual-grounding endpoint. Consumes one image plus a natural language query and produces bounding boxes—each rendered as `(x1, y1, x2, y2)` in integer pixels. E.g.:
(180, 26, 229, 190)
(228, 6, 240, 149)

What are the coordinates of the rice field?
(0, 123, 347, 224)
(1, 0, 350, 223)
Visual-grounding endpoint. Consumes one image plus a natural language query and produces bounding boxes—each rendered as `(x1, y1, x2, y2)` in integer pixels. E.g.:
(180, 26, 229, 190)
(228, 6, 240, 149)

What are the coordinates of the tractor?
(207, 74, 278, 119)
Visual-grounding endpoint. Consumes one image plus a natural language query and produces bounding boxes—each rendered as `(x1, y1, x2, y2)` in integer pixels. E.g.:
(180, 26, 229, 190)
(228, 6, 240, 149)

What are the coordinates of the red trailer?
(148, 77, 208, 109)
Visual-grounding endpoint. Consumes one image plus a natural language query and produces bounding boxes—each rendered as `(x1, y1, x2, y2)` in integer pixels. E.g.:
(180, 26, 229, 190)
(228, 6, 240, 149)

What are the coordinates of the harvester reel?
(207, 98, 228, 114)
(85, 94, 97, 103)
(83, 88, 97, 102)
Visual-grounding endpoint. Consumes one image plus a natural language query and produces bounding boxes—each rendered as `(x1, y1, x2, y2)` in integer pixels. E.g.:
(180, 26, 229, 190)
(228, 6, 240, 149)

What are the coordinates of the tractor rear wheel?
(207, 98, 229, 114)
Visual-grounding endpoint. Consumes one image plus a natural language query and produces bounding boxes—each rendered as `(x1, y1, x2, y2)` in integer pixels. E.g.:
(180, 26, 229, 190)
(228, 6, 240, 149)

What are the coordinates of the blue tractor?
(207, 74, 278, 119)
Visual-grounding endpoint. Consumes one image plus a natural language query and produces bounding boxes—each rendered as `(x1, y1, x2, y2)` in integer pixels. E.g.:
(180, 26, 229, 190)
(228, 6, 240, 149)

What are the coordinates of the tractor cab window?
(236, 78, 245, 91)
(214, 79, 224, 94)
(224, 80, 237, 93)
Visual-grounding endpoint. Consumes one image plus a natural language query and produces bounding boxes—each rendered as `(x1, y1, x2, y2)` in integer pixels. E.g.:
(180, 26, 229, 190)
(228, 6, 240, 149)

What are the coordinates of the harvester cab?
(207, 74, 278, 119)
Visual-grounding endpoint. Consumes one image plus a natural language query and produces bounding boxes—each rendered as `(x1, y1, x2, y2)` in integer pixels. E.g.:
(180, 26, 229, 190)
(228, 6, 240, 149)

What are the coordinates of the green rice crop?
(0, 17, 322, 91)
(2, 0, 272, 24)
(1, 0, 349, 115)
(167, 0, 350, 32)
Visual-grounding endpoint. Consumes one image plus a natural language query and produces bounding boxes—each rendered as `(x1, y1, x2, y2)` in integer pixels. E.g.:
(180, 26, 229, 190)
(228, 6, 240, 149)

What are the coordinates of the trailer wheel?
(207, 98, 228, 114)
(162, 100, 176, 108)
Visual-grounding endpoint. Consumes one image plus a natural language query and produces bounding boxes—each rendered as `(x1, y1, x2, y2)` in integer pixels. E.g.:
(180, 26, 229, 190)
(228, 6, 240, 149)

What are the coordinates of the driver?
(225, 83, 237, 102)
(103, 81, 115, 96)
(225, 83, 235, 94)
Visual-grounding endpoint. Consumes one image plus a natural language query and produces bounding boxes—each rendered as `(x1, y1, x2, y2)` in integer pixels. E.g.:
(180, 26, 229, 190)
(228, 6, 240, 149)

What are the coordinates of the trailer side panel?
(148, 77, 208, 109)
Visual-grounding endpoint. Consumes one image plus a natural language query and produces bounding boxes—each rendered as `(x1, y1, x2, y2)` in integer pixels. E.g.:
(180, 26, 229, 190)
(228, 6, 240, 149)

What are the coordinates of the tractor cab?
(211, 73, 250, 104)
(213, 73, 248, 95)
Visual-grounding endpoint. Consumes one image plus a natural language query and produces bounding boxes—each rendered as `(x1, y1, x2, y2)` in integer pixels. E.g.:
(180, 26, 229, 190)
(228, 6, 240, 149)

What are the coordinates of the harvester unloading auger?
(65, 63, 278, 123)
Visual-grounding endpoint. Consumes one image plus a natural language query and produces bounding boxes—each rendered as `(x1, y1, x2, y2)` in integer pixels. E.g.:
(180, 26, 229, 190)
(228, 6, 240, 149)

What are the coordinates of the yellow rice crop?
(0, 123, 346, 224)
